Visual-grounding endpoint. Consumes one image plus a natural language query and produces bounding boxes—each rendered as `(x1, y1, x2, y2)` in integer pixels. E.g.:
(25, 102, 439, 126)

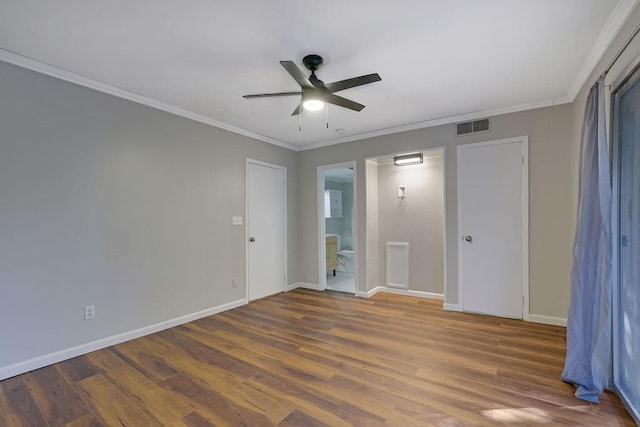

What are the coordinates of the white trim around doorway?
(317, 161, 358, 293)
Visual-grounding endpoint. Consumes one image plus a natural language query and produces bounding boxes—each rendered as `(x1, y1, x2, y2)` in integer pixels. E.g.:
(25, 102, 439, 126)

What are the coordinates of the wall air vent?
(456, 118, 490, 136)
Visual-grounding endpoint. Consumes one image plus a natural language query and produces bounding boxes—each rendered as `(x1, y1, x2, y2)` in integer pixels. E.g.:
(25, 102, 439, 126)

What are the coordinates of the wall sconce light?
(394, 153, 423, 166)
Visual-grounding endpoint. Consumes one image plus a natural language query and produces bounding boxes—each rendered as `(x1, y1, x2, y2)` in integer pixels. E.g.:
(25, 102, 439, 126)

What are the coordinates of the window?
(612, 68, 640, 423)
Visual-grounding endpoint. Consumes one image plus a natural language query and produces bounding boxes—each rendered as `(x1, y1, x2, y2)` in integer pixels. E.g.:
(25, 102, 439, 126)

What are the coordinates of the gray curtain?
(561, 75, 612, 402)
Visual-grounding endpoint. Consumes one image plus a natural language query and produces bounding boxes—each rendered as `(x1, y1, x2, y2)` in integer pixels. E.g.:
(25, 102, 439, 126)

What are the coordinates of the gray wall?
(298, 103, 575, 318)
(0, 61, 298, 370)
(5, 4, 640, 372)
(376, 155, 445, 294)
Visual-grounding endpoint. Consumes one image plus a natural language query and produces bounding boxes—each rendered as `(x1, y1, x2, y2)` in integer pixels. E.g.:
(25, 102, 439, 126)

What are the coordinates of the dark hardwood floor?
(0, 289, 635, 426)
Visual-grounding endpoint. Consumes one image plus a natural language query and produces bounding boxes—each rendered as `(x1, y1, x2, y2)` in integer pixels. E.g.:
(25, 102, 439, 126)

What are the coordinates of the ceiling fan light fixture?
(302, 98, 325, 111)
(242, 54, 381, 118)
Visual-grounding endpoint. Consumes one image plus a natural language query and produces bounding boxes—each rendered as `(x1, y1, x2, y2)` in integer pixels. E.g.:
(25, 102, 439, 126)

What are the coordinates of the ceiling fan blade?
(291, 104, 302, 116)
(243, 91, 301, 98)
(325, 93, 365, 112)
(280, 61, 314, 89)
(325, 73, 381, 93)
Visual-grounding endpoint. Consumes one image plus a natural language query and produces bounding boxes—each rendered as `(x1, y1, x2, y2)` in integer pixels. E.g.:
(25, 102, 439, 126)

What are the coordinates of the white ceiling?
(0, 1, 635, 150)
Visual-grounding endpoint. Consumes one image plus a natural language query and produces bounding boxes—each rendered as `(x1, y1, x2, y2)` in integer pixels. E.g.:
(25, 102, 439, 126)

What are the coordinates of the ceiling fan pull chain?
(299, 107, 302, 132)
(326, 105, 329, 129)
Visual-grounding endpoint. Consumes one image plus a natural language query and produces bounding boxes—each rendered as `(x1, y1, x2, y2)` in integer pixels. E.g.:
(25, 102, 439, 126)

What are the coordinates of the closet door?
(246, 160, 286, 301)
(458, 137, 528, 319)
(613, 71, 640, 423)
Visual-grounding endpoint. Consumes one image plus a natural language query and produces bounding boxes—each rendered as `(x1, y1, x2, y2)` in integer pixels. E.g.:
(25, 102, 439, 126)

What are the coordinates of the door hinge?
(522, 296, 525, 307)
(521, 156, 525, 165)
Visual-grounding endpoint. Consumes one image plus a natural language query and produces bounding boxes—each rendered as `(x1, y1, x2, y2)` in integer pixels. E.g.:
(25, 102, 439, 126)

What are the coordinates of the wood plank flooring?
(0, 289, 635, 426)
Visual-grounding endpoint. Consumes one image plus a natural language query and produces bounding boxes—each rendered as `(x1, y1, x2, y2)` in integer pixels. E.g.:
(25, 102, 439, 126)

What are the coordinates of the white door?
(458, 137, 528, 319)
(247, 160, 286, 301)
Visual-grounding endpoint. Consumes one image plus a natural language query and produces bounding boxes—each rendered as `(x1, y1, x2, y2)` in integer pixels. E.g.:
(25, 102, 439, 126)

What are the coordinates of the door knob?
(464, 235, 473, 243)
(249, 237, 255, 242)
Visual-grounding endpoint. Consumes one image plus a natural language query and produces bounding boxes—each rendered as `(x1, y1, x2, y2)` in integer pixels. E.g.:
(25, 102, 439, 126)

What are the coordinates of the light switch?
(232, 216, 243, 226)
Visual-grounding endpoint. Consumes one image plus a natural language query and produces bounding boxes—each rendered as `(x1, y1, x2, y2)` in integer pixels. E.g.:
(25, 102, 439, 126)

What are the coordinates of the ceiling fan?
(243, 54, 381, 116)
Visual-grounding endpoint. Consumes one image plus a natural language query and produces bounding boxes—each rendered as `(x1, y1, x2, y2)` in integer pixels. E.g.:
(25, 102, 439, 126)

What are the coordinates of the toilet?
(335, 235, 356, 273)
(338, 249, 356, 273)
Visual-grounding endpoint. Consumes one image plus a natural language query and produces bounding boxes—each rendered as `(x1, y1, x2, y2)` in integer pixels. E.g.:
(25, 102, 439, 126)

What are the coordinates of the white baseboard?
(377, 287, 444, 300)
(439, 305, 566, 325)
(443, 303, 462, 312)
(0, 298, 246, 381)
(286, 283, 299, 291)
(295, 285, 563, 327)
(356, 286, 383, 298)
(357, 286, 444, 301)
(291, 282, 322, 291)
(528, 314, 567, 327)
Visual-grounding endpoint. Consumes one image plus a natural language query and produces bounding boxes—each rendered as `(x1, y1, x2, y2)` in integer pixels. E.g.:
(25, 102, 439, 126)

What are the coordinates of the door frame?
(611, 71, 623, 412)
(611, 67, 640, 424)
(317, 161, 358, 291)
(456, 136, 529, 320)
(245, 159, 287, 302)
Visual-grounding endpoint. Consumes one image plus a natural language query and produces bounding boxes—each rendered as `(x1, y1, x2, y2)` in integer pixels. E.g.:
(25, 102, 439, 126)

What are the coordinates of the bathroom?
(323, 166, 356, 293)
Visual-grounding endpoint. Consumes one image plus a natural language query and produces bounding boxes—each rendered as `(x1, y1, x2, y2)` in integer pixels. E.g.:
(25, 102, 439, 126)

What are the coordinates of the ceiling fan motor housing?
(302, 54, 324, 71)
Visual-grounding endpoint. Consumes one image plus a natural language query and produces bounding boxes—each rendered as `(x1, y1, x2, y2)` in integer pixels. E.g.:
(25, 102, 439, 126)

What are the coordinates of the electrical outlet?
(231, 278, 238, 287)
(84, 305, 95, 320)
(232, 216, 243, 226)
(397, 185, 406, 199)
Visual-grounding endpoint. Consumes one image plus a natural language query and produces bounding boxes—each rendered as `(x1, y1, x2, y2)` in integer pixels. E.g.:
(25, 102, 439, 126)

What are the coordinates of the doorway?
(246, 159, 286, 301)
(457, 137, 529, 319)
(364, 149, 445, 297)
(318, 162, 357, 294)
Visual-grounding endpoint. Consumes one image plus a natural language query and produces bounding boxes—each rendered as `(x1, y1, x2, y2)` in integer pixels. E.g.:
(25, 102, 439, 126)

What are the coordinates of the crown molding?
(0, 49, 299, 152)
(298, 0, 639, 151)
(4, 0, 638, 156)
(297, 97, 562, 151)
(567, 0, 639, 101)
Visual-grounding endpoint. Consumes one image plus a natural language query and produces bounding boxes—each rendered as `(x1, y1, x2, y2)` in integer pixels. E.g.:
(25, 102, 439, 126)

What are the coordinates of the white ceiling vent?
(456, 119, 490, 136)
